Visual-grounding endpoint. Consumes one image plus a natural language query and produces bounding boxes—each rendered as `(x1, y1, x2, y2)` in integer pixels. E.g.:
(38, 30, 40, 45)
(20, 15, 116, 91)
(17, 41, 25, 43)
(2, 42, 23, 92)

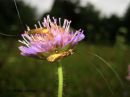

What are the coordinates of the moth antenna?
(13, 0, 23, 26)
(0, 0, 25, 37)
(0, 32, 19, 37)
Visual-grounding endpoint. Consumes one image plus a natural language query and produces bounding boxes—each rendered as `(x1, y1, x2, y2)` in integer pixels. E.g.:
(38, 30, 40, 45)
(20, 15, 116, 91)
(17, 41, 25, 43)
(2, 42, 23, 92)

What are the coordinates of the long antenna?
(0, 0, 24, 37)
(13, 0, 23, 26)
(0, 32, 18, 37)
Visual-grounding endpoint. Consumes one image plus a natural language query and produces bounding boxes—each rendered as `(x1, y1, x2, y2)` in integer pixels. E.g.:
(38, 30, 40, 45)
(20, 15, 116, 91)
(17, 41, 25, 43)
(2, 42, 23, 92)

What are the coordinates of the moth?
(47, 49, 73, 62)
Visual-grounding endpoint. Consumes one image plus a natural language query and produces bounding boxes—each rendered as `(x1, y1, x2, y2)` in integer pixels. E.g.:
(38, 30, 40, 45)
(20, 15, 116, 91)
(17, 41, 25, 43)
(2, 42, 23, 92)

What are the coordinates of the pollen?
(28, 28, 49, 34)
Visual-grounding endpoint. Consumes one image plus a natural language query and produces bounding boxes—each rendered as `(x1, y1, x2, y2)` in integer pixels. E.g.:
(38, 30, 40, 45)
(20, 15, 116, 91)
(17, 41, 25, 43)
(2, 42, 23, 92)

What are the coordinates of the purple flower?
(19, 15, 85, 62)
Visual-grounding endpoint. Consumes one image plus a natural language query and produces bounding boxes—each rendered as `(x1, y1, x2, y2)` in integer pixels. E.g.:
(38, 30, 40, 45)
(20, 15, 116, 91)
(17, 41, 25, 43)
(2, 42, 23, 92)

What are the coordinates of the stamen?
(47, 15, 51, 24)
(30, 34, 35, 40)
(65, 21, 71, 32)
(72, 30, 80, 39)
(22, 34, 30, 45)
(63, 19, 67, 28)
(42, 22, 45, 27)
(24, 31, 27, 34)
(43, 18, 47, 27)
(47, 15, 54, 28)
(44, 17, 50, 29)
(78, 29, 82, 32)
(53, 17, 57, 24)
(34, 24, 38, 29)
(26, 26, 30, 31)
(59, 18, 61, 26)
(24, 34, 32, 41)
(38, 21, 42, 28)
(18, 40, 29, 47)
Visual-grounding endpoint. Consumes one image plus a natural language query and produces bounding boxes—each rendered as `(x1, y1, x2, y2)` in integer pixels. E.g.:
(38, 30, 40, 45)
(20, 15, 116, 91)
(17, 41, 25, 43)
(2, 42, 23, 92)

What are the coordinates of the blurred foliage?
(43, 0, 130, 45)
(0, 0, 36, 35)
(0, 39, 130, 97)
(123, 5, 130, 44)
(0, 0, 130, 97)
(0, 0, 130, 44)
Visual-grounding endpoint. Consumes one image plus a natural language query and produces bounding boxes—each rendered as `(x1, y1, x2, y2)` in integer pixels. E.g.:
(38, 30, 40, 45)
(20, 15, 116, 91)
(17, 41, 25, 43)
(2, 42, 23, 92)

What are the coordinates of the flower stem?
(58, 61, 63, 97)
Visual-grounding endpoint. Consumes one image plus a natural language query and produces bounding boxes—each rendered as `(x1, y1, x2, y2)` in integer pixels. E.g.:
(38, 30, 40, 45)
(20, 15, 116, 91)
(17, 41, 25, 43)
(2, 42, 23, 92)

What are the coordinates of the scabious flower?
(18, 15, 85, 62)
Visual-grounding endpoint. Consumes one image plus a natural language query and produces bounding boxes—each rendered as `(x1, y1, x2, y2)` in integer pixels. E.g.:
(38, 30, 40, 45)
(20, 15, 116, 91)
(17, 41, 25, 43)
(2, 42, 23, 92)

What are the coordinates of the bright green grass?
(0, 39, 130, 97)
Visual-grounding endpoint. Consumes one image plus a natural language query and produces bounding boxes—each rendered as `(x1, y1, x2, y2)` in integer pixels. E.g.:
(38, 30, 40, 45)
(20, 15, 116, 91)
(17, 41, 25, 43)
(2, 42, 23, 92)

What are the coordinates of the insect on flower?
(18, 15, 85, 62)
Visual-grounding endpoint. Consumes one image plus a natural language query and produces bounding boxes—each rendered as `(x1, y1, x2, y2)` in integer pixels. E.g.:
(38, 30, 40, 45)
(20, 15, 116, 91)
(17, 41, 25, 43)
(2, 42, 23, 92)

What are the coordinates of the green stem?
(58, 61, 63, 97)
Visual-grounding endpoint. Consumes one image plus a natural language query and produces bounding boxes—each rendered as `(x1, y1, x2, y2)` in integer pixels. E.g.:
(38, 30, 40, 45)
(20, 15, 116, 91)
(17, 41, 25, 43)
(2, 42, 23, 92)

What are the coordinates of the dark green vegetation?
(0, 38, 130, 97)
(0, 0, 36, 35)
(0, 0, 130, 44)
(45, 0, 130, 45)
(0, 0, 130, 97)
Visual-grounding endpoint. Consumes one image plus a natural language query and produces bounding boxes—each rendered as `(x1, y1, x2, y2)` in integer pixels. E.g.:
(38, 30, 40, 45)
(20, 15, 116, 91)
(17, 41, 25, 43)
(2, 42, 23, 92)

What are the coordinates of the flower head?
(19, 15, 85, 62)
